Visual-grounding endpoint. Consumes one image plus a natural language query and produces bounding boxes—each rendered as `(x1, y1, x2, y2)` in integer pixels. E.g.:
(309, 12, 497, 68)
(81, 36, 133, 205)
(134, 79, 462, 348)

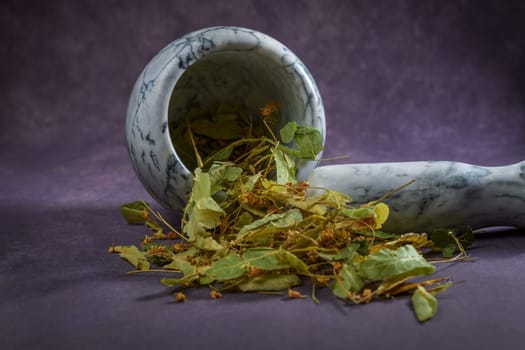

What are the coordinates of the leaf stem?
(126, 269, 182, 275)
(368, 179, 416, 205)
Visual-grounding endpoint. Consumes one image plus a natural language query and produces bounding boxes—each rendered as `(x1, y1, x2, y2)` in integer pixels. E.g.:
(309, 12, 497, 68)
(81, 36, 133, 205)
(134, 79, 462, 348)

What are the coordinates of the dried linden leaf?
(205, 254, 245, 281)
(373, 202, 389, 229)
(430, 228, 457, 258)
(359, 245, 435, 281)
(119, 201, 149, 224)
(331, 263, 364, 299)
(274, 149, 297, 184)
(293, 125, 323, 160)
(117, 245, 150, 270)
(238, 273, 301, 292)
(279, 121, 298, 143)
(412, 285, 438, 322)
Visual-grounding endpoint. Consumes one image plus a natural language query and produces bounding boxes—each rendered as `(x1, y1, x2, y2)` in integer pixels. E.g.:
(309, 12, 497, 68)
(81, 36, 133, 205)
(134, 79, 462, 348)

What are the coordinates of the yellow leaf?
(374, 203, 389, 229)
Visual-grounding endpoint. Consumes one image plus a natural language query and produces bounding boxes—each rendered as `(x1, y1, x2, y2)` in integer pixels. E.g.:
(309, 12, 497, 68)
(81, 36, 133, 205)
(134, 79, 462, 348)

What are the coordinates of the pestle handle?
(307, 161, 525, 233)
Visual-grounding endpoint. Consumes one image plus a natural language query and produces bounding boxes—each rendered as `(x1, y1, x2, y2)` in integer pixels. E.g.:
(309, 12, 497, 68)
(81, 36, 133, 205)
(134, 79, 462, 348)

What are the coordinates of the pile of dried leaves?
(111, 102, 473, 322)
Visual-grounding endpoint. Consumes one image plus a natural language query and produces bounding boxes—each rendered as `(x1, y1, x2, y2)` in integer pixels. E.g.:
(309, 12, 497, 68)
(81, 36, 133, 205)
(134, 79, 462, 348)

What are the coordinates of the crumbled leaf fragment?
(412, 286, 438, 322)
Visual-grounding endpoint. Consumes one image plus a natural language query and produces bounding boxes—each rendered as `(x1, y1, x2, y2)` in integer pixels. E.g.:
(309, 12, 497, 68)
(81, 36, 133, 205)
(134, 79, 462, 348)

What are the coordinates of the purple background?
(1, 1, 524, 349)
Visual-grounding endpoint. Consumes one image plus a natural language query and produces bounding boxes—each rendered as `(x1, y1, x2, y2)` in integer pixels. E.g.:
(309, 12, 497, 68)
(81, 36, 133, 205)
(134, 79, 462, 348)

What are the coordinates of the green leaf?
(183, 168, 225, 239)
(238, 213, 286, 236)
(430, 229, 458, 258)
(331, 263, 364, 298)
(412, 286, 438, 322)
(460, 227, 475, 247)
(238, 273, 301, 292)
(237, 209, 302, 238)
(197, 265, 215, 285)
(279, 122, 323, 160)
(274, 149, 297, 184)
(205, 144, 234, 163)
(234, 212, 254, 229)
(284, 193, 329, 215)
(117, 245, 150, 270)
(194, 236, 224, 251)
(293, 125, 323, 160)
(119, 201, 149, 224)
(163, 257, 195, 277)
(279, 121, 298, 143)
(161, 275, 197, 286)
(355, 240, 370, 255)
(324, 190, 351, 208)
(243, 247, 309, 274)
(359, 245, 435, 281)
(279, 248, 310, 275)
(222, 166, 243, 182)
(277, 144, 301, 158)
(317, 243, 359, 262)
(144, 219, 163, 234)
(244, 248, 287, 270)
(195, 197, 224, 227)
(242, 173, 263, 192)
(271, 209, 303, 228)
(193, 168, 211, 199)
(160, 277, 185, 286)
(208, 162, 243, 195)
(205, 254, 245, 281)
(340, 207, 374, 220)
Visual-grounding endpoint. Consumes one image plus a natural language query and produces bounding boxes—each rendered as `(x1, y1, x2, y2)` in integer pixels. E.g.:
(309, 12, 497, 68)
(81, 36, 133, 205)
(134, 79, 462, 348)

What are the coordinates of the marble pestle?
(307, 161, 525, 233)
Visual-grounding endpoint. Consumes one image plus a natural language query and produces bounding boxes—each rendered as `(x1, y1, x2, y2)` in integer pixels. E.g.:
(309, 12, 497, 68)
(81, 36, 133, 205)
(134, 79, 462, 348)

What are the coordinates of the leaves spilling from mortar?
(110, 101, 473, 323)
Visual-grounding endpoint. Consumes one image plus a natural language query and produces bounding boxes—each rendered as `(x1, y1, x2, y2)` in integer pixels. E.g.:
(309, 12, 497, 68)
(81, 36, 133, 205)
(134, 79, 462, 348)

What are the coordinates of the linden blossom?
(111, 102, 473, 323)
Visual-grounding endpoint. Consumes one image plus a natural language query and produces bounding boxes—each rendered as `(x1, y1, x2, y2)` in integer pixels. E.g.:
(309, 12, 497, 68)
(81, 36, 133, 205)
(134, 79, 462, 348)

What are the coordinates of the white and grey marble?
(126, 26, 325, 211)
(307, 161, 525, 233)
